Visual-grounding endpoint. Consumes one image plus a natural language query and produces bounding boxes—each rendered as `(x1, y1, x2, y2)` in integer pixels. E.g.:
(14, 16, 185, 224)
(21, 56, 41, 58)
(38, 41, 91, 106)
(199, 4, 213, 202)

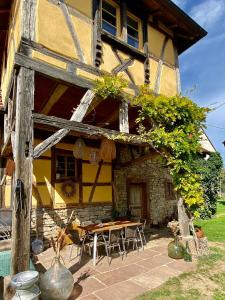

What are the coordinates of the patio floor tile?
(137, 254, 173, 269)
(94, 280, 147, 300)
(129, 272, 165, 289)
(77, 277, 106, 297)
(95, 264, 148, 286)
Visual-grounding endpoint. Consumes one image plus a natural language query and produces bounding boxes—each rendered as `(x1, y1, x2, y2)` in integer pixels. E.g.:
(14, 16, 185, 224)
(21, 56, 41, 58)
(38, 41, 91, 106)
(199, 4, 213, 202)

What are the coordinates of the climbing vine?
(94, 75, 128, 99)
(94, 77, 210, 216)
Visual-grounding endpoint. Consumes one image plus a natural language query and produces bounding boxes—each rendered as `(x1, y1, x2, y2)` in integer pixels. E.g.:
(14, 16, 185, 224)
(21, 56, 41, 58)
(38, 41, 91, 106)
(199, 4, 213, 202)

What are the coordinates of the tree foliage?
(94, 77, 213, 216)
(133, 89, 209, 215)
(94, 75, 128, 99)
(192, 152, 223, 218)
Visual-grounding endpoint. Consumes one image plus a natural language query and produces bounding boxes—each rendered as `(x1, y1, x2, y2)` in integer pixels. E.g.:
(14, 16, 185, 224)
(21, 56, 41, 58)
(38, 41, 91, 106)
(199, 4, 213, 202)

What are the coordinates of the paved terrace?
(35, 229, 197, 300)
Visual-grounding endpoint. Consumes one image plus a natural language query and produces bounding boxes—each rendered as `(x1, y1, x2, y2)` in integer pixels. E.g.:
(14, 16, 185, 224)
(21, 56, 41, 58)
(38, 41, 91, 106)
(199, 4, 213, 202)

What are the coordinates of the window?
(101, 1, 143, 49)
(102, 0, 118, 36)
(127, 15, 140, 48)
(165, 181, 176, 200)
(55, 151, 77, 181)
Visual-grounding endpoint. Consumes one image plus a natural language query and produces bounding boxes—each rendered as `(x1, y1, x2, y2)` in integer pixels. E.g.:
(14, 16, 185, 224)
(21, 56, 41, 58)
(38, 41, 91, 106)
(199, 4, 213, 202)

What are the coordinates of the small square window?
(55, 151, 77, 181)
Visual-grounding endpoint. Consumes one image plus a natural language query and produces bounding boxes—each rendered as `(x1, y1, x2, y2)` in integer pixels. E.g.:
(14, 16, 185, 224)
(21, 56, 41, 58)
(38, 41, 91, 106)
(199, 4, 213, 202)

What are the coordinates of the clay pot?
(195, 227, 204, 238)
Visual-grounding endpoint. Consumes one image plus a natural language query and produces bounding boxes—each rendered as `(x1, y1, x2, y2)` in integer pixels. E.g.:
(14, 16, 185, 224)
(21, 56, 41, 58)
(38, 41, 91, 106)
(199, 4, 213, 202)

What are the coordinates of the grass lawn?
(136, 200, 225, 300)
(195, 200, 225, 243)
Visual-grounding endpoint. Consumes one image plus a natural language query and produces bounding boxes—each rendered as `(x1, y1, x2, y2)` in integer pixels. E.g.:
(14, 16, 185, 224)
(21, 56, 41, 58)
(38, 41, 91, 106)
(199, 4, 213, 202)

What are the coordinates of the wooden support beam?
(33, 113, 144, 145)
(15, 53, 93, 89)
(93, 0, 102, 67)
(33, 90, 95, 158)
(119, 101, 129, 133)
(173, 44, 181, 94)
(41, 84, 68, 114)
(88, 160, 103, 203)
(11, 67, 35, 275)
(59, 0, 85, 62)
(112, 58, 134, 75)
(154, 37, 169, 94)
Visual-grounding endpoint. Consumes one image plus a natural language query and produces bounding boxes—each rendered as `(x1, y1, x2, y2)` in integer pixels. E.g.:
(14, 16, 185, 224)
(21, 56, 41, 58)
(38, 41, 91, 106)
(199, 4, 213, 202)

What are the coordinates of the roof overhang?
(138, 0, 207, 54)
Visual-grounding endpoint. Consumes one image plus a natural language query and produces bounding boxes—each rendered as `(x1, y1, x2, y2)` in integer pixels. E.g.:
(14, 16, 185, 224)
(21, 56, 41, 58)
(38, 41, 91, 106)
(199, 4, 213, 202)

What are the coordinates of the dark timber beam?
(33, 113, 144, 145)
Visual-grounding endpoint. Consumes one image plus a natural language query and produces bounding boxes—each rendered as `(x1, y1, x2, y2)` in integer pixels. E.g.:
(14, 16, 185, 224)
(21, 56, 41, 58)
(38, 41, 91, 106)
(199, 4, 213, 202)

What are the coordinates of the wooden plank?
(119, 101, 129, 133)
(15, 53, 93, 89)
(59, 0, 85, 62)
(112, 58, 134, 75)
(22, 0, 36, 41)
(112, 48, 136, 86)
(154, 37, 169, 94)
(33, 90, 95, 158)
(93, 0, 102, 67)
(88, 160, 103, 203)
(11, 67, 35, 275)
(33, 113, 144, 145)
(41, 84, 68, 114)
(121, 0, 127, 40)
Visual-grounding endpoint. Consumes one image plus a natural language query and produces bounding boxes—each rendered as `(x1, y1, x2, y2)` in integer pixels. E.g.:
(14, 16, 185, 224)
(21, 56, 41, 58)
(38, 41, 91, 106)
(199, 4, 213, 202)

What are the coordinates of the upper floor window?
(127, 14, 140, 49)
(102, 0, 118, 36)
(101, 1, 142, 50)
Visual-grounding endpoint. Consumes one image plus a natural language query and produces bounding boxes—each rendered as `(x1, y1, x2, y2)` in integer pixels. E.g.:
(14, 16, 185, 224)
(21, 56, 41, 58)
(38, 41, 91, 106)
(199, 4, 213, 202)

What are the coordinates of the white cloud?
(190, 0, 225, 28)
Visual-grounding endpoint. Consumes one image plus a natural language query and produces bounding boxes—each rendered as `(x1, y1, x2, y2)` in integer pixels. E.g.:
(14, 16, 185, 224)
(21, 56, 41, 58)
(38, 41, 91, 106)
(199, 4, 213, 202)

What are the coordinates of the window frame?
(101, 0, 120, 37)
(126, 12, 143, 50)
(101, 0, 143, 50)
(54, 149, 78, 183)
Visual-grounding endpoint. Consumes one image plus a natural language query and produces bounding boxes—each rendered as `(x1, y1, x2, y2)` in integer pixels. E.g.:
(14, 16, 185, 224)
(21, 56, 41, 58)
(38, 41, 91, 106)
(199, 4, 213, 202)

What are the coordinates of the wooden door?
(127, 182, 147, 219)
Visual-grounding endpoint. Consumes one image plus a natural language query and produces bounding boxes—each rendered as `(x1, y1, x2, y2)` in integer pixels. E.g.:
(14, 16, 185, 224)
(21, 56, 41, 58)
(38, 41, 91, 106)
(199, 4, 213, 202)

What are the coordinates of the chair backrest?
(108, 228, 122, 244)
(125, 226, 137, 239)
(139, 219, 147, 230)
(68, 229, 81, 244)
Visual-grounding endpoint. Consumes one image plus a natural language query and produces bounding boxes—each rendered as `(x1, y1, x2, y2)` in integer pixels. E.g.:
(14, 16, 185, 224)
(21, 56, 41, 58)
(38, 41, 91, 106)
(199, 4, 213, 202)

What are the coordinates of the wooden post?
(11, 67, 35, 274)
(119, 101, 129, 133)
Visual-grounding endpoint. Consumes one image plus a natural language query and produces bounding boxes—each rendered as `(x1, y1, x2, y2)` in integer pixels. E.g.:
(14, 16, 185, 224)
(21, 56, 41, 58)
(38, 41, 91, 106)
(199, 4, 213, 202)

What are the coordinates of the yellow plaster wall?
(129, 60, 145, 86)
(36, 0, 92, 64)
(54, 183, 79, 206)
(82, 163, 112, 183)
(160, 65, 177, 96)
(1, 0, 21, 104)
(36, 0, 77, 59)
(83, 186, 112, 203)
(4, 177, 12, 208)
(164, 39, 175, 65)
(148, 25, 165, 58)
(66, 0, 92, 18)
(149, 59, 158, 90)
(32, 51, 67, 69)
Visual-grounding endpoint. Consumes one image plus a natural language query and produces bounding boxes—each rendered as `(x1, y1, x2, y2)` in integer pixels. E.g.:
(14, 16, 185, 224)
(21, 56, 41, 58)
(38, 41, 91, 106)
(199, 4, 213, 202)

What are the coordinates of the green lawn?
(136, 200, 225, 300)
(195, 200, 225, 243)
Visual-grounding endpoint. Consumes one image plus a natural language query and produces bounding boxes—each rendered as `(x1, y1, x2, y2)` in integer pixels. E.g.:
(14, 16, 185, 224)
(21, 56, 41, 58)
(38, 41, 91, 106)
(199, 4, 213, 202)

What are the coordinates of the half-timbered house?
(0, 0, 208, 272)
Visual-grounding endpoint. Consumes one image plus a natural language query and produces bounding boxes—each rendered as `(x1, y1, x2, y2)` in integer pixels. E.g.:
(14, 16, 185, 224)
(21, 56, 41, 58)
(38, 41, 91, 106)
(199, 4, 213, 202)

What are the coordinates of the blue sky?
(172, 0, 225, 163)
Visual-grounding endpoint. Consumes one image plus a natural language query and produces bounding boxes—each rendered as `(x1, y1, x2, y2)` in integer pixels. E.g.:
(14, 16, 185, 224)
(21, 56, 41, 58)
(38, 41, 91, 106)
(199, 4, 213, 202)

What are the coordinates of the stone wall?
(114, 146, 177, 225)
(31, 204, 112, 247)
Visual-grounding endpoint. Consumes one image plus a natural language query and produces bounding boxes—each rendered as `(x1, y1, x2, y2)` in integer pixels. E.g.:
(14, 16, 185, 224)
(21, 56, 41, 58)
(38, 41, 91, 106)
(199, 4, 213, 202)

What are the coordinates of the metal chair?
(138, 219, 147, 246)
(68, 229, 84, 263)
(103, 228, 125, 265)
(123, 225, 143, 253)
(0, 219, 11, 240)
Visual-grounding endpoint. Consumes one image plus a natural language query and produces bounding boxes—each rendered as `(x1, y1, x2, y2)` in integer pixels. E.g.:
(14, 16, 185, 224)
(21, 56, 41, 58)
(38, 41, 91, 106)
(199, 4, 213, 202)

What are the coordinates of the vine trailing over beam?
(94, 76, 210, 216)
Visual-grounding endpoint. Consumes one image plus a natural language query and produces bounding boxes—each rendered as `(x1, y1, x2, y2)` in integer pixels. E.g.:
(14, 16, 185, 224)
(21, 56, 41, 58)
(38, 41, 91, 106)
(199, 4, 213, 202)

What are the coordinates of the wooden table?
(78, 221, 142, 266)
